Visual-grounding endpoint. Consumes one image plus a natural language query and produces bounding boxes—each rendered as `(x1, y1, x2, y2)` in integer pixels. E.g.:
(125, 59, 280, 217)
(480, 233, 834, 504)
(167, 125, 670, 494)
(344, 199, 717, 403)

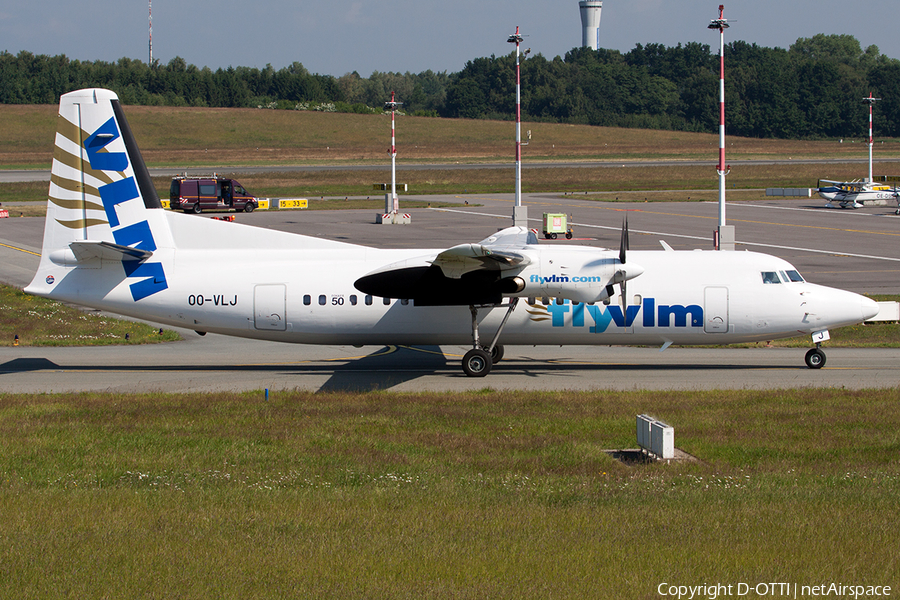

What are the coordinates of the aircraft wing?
(355, 226, 536, 305)
(431, 243, 529, 279)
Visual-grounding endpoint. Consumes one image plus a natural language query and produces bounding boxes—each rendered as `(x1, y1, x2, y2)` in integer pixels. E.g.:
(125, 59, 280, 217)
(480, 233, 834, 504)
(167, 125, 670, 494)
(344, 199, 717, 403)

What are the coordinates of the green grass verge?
(1, 389, 897, 598)
(0, 284, 181, 346)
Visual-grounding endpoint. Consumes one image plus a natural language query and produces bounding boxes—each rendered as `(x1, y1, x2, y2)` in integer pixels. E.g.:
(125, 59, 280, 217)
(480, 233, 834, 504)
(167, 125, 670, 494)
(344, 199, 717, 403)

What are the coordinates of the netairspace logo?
(657, 582, 892, 599)
(86, 115, 168, 301)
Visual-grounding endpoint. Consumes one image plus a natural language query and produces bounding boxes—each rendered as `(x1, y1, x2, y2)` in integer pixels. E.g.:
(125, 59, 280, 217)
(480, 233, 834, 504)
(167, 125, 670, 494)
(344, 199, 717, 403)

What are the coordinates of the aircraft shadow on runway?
(0, 347, 802, 393)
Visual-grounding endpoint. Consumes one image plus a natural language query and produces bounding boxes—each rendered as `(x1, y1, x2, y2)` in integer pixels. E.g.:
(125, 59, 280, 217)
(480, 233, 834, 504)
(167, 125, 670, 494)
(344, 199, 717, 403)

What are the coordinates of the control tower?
(579, 0, 603, 50)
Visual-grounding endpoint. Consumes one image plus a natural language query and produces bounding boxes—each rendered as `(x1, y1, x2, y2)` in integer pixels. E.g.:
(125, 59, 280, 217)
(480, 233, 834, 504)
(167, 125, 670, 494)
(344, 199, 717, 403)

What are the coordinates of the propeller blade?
(618, 217, 629, 264)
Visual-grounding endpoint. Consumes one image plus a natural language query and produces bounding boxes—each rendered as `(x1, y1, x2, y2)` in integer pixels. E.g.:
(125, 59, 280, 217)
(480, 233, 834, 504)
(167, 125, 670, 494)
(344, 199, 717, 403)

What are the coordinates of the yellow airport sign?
(277, 198, 308, 209)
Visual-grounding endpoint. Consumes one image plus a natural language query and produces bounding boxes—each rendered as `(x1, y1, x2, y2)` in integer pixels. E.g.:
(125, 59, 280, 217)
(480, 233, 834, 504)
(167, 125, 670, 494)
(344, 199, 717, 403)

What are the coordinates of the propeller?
(617, 217, 629, 309)
(619, 217, 629, 265)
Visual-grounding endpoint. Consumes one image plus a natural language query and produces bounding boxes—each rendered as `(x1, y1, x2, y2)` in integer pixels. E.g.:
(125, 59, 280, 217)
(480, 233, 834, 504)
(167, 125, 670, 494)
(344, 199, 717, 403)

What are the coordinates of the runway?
(1, 192, 898, 392)
(2, 337, 899, 393)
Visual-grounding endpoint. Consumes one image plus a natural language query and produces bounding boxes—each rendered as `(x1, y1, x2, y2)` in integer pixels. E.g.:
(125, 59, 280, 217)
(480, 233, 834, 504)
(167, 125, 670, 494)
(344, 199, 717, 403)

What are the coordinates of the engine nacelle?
(506, 248, 644, 304)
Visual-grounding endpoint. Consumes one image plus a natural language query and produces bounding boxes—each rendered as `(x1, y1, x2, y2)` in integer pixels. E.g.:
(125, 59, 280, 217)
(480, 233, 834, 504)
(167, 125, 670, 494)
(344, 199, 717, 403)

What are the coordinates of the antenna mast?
(507, 26, 529, 227)
(708, 4, 733, 250)
(149, 0, 153, 65)
(863, 92, 881, 182)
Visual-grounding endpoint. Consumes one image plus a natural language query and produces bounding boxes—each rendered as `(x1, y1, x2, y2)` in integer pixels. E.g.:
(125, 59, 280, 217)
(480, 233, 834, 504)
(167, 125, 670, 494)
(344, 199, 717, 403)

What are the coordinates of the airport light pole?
(385, 91, 402, 215)
(508, 26, 530, 227)
(708, 4, 734, 251)
(863, 92, 881, 182)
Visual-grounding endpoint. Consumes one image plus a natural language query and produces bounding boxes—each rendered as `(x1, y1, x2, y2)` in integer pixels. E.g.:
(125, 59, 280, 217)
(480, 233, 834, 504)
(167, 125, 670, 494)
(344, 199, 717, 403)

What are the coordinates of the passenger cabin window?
(761, 271, 781, 284)
(383, 297, 391, 305)
(365, 295, 373, 306)
(303, 295, 311, 306)
(318, 295, 326, 305)
(350, 295, 358, 306)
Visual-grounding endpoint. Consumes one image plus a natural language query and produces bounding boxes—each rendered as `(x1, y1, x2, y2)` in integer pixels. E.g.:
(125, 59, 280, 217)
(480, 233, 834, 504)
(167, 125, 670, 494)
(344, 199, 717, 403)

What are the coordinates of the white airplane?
(25, 89, 879, 376)
(817, 179, 899, 209)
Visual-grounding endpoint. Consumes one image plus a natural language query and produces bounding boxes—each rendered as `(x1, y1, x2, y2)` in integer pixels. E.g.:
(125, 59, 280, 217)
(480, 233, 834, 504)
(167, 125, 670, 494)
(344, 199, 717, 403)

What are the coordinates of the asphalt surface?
(1, 191, 899, 392)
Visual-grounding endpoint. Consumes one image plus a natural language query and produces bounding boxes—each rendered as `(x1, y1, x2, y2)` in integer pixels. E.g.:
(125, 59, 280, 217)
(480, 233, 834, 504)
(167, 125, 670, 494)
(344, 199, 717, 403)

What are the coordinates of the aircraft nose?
(861, 295, 879, 321)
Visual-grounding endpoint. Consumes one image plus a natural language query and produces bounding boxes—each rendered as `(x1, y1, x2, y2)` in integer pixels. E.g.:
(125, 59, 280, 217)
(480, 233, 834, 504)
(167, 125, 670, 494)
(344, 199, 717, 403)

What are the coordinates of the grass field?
(2, 103, 897, 169)
(0, 284, 180, 346)
(1, 388, 897, 598)
(1, 160, 894, 208)
(3, 103, 896, 204)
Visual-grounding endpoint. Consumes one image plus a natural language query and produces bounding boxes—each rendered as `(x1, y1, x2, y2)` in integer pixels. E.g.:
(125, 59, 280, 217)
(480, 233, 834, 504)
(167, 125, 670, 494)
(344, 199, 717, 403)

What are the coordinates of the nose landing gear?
(805, 346, 826, 369)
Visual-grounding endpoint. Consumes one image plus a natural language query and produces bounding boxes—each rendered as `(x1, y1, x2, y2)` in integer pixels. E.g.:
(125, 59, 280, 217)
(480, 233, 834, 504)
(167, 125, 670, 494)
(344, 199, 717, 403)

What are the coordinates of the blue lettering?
(572, 302, 585, 327)
(84, 117, 128, 172)
(99, 177, 139, 228)
(586, 305, 613, 333)
(546, 302, 569, 327)
(607, 304, 641, 327)
(657, 304, 703, 327)
(643, 297, 655, 327)
(529, 297, 705, 331)
(122, 261, 168, 301)
(86, 119, 168, 302)
(112, 220, 157, 252)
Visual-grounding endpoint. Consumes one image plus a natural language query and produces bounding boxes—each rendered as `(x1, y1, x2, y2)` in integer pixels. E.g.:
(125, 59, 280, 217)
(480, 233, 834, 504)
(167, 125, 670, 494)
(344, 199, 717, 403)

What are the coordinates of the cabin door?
(704, 287, 729, 333)
(254, 284, 286, 331)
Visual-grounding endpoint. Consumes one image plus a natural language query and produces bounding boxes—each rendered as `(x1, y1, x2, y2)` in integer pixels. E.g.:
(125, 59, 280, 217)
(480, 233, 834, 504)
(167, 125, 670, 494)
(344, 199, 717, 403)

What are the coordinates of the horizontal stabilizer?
(70, 240, 153, 262)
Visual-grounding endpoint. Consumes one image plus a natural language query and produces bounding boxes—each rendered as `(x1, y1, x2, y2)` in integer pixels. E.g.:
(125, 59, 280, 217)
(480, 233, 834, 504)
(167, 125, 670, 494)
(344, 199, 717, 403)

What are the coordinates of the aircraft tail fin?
(26, 88, 171, 302)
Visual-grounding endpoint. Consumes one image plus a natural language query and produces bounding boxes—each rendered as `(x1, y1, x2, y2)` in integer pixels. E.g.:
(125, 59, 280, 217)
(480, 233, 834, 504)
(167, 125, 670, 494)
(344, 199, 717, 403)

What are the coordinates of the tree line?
(3, 33, 900, 139)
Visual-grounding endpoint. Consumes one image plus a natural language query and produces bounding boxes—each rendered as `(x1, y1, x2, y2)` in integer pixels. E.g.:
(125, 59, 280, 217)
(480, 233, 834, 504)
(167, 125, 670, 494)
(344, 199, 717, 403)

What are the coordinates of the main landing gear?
(462, 298, 518, 377)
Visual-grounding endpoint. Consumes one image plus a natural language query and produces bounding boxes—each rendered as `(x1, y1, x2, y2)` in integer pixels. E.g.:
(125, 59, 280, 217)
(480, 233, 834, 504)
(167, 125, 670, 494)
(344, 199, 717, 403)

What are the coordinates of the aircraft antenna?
(863, 93, 882, 182)
(507, 26, 530, 227)
(708, 4, 734, 250)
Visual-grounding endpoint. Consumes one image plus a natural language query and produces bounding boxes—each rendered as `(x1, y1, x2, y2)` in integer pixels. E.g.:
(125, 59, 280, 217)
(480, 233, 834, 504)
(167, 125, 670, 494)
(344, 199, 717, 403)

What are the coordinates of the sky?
(2, 1, 899, 77)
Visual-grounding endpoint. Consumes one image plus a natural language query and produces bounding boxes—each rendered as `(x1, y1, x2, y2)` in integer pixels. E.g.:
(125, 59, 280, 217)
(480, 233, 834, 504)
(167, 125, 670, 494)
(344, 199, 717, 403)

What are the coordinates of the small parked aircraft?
(817, 179, 899, 209)
(25, 89, 879, 376)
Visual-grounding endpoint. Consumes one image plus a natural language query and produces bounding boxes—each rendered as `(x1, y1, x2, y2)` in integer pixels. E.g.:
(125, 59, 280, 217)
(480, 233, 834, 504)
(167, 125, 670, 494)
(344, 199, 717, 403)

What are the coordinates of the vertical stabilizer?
(26, 88, 171, 302)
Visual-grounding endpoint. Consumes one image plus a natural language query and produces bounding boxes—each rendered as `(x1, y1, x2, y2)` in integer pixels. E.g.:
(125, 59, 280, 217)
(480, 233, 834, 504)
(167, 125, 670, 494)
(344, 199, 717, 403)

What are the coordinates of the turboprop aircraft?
(25, 89, 879, 377)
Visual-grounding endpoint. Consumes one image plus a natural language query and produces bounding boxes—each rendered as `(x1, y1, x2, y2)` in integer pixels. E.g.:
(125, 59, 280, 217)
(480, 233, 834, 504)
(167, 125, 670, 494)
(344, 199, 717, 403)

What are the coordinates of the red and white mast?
(863, 92, 881, 182)
(708, 5, 733, 250)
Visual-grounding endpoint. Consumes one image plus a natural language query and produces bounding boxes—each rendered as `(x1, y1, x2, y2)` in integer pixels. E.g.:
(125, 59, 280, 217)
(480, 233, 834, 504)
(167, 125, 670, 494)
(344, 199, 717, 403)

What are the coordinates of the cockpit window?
(785, 270, 804, 282)
(761, 271, 781, 284)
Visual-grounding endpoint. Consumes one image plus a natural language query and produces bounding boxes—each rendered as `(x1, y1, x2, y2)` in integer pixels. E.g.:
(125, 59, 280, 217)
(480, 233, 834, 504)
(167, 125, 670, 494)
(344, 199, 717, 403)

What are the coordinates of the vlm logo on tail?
(86, 116, 168, 302)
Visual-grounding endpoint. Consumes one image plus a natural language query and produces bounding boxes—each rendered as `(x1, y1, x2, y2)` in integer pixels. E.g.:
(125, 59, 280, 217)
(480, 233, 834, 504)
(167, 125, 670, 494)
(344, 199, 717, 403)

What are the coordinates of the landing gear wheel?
(244, 202, 255, 213)
(490, 344, 504, 364)
(462, 348, 492, 377)
(192, 203, 202, 214)
(805, 348, 826, 369)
